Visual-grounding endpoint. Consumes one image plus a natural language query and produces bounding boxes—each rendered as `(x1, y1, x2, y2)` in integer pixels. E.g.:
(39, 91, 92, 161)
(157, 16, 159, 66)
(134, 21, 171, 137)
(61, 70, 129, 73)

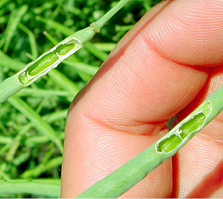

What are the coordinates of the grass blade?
(0, 179, 60, 197)
(2, 5, 28, 52)
(0, 50, 25, 71)
(36, 16, 74, 36)
(21, 156, 62, 178)
(19, 23, 38, 59)
(48, 69, 79, 98)
(7, 96, 63, 153)
(84, 42, 108, 61)
(64, 60, 98, 76)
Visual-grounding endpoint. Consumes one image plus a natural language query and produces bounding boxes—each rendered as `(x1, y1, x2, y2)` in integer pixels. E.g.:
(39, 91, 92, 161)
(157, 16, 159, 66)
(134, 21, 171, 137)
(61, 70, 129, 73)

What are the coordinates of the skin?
(61, 0, 223, 198)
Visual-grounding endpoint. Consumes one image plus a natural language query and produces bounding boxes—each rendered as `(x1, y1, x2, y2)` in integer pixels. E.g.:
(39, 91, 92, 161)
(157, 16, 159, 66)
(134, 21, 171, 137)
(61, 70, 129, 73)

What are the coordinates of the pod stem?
(90, 0, 130, 33)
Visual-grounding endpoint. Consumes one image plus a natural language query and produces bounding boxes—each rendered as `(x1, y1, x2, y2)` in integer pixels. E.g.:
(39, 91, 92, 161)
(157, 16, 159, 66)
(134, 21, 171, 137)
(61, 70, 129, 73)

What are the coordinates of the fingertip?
(145, 0, 223, 66)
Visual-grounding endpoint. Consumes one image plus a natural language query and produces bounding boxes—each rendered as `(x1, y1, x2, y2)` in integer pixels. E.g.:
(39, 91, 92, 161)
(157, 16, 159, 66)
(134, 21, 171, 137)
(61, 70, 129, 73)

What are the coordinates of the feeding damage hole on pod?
(18, 39, 78, 85)
(54, 41, 76, 56)
(156, 102, 212, 153)
(18, 51, 60, 85)
(156, 134, 182, 153)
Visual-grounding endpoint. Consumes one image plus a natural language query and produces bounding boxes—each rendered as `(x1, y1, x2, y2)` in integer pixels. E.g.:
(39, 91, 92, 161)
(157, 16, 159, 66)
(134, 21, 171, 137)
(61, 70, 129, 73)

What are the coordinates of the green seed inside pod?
(179, 113, 206, 139)
(18, 51, 59, 84)
(179, 102, 211, 139)
(55, 41, 76, 56)
(28, 52, 59, 76)
(157, 134, 182, 153)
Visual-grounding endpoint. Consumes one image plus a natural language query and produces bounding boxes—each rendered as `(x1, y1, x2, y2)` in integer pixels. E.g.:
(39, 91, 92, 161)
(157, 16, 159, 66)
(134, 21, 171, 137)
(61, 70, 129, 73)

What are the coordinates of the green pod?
(55, 42, 76, 56)
(156, 101, 211, 153)
(17, 39, 81, 86)
(0, 0, 130, 102)
(18, 51, 59, 85)
(28, 52, 59, 76)
(75, 85, 223, 198)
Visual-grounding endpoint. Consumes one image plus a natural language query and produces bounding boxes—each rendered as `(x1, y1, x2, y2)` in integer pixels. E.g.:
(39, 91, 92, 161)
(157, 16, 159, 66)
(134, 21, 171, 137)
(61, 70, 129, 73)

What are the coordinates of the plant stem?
(0, 0, 130, 103)
(90, 0, 130, 33)
(75, 84, 223, 198)
(0, 74, 23, 103)
(0, 179, 60, 197)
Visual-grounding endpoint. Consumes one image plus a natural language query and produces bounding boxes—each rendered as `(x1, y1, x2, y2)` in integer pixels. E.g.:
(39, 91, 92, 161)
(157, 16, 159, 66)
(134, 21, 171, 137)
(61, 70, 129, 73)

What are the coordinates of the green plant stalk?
(0, 0, 130, 103)
(3, 5, 28, 52)
(18, 23, 38, 59)
(21, 156, 62, 178)
(75, 84, 223, 198)
(0, 179, 60, 197)
(0, 75, 24, 102)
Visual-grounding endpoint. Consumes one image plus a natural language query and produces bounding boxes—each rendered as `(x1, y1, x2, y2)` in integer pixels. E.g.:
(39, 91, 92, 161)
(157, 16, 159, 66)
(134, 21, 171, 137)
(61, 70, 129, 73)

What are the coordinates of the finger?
(61, 0, 223, 198)
(146, 0, 223, 67)
(172, 66, 223, 198)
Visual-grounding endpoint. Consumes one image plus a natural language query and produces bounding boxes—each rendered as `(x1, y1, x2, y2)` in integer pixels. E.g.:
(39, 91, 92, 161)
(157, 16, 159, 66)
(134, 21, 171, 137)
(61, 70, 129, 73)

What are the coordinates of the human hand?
(61, 0, 223, 198)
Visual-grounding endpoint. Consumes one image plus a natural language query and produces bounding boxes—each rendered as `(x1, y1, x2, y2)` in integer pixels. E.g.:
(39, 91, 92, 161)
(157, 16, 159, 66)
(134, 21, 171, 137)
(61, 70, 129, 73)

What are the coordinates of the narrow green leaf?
(3, 5, 28, 52)
(7, 96, 63, 153)
(0, 179, 60, 197)
(19, 23, 38, 59)
(16, 88, 69, 97)
(0, 136, 12, 144)
(0, 50, 25, 71)
(64, 60, 98, 76)
(94, 43, 116, 52)
(84, 42, 108, 61)
(36, 16, 74, 36)
(21, 156, 62, 178)
(48, 69, 79, 98)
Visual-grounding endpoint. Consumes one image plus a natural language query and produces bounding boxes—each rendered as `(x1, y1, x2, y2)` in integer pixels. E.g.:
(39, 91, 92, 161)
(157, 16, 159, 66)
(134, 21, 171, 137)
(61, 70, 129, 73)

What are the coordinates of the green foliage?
(0, 0, 161, 197)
